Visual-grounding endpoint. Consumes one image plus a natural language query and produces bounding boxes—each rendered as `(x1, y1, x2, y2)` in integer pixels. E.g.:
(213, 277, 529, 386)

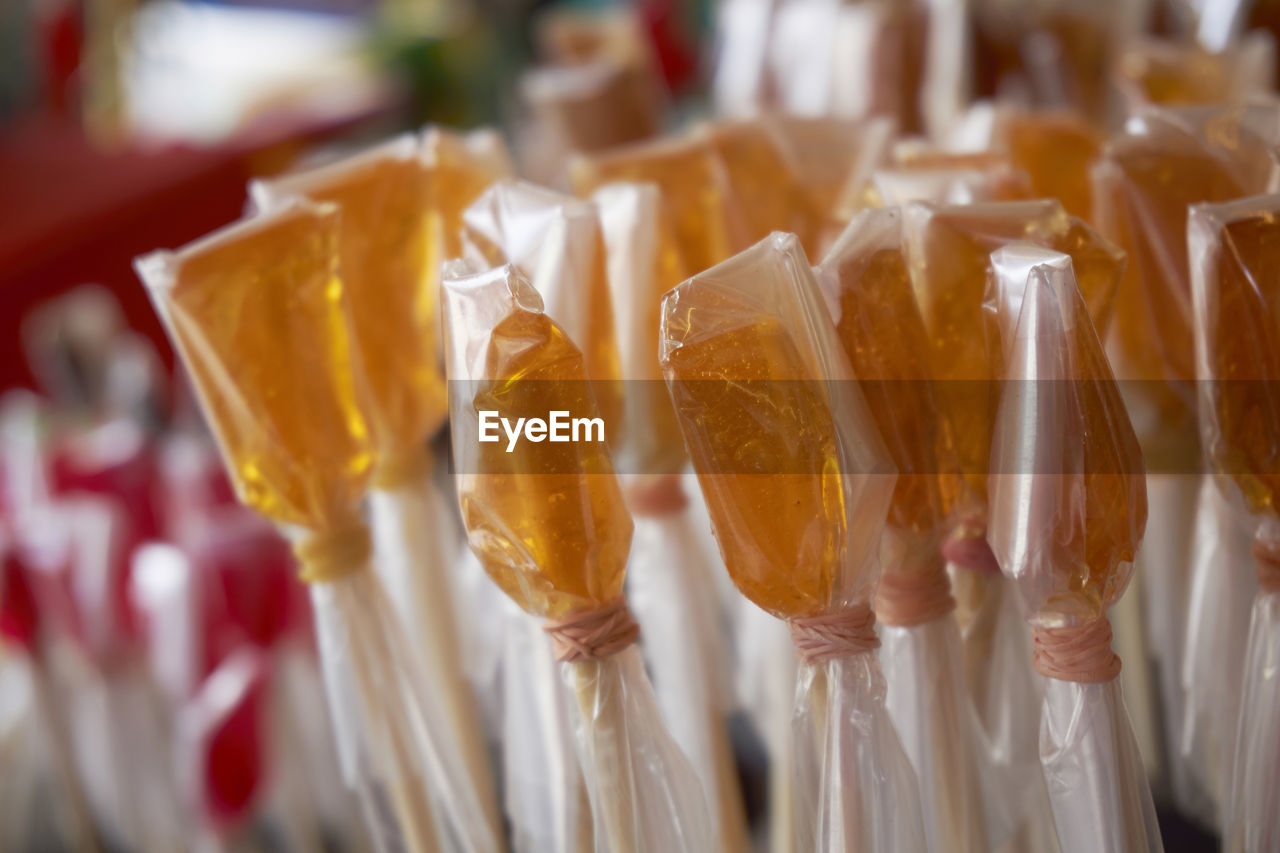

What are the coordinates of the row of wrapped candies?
(108, 69, 1280, 853)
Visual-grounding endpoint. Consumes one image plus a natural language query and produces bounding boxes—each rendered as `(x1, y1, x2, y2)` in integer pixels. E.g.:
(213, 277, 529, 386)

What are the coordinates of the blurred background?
(2, 0, 1279, 849)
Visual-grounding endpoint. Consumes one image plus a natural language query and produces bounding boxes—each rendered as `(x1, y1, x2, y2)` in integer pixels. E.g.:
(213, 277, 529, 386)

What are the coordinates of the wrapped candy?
(987, 245, 1158, 852)
(865, 155, 1034, 211)
(661, 232, 922, 851)
(815, 207, 989, 852)
(135, 201, 499, 853)
(442, 261, 712, 853)
(768, 115, 895, 227)
(592, 182, 750, 853)
(906, 198, 1124, 572)
(458, 178, 620, 852)
(1093, 103, 1280, 786)
(249, 128, 508, 846)
(1188, 193, 1280, 850)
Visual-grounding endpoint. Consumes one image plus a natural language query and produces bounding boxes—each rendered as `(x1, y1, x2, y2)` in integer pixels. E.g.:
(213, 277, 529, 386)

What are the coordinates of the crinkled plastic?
(908, 199, 1125, 510)
(1178, 475, 1257, 831)
(987, 245, 1158, 853)
(135, 202, 499, 853)
(815, 208, 988, 851)
(1187, 193, 1280, 850)
(591, 182, 749, 851)
(461, 179, 623, 434)
(499, 597, 593, 853)
(442, 261, 714, 853)
(661, 232, 915, 851)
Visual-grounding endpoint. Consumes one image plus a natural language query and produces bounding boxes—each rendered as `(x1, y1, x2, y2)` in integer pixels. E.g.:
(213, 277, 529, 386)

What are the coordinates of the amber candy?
(660, 233, 895, 617)
(888, 150, 1034, 205)
(571, 135, 735, 276)
(815, 207, 966, 539)
(1093, 106, 1278, 460)
(460, 180, 623, 434)
(137, 202, 373, 531)
(904, 199, 1125, 501)
(999, 111, 1103, 222)
(251, 137, 448, 464)
(768, 116, 895, 224)
(987, 245, 1146, 622)
(442, 263, 632, 619)
(1191, 196, 1280, 519)
(700, 119, 829, 256)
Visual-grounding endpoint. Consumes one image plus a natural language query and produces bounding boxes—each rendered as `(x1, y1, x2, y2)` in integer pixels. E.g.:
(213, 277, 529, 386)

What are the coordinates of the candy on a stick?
(815, 207, 989, 852)
(442, 261, 713, 853)
(998, 112, 1102, 223)
(593, 181, 750, 853)
(136, 201, 499, 853)
(249, 130, 508, 844)
(987, 245, 1157, 853)
(1092, 103, 1280, 467)
(1188, 194, 1280, 851)
(905, 199, 1125, 561)
(523, 59, 662, 153)
(768, 115, 895, 225)
(662, 232, 922, 851)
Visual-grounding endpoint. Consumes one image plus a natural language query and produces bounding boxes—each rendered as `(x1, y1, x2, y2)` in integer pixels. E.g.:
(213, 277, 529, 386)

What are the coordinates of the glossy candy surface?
(661, 233, 895, 617)
(443, 264, 632, 618)
(138, 203, 373, 531)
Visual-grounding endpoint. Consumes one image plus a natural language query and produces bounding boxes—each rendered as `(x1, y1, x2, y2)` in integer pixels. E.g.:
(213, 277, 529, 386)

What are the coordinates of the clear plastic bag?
(661, 232, 918, 852)
(1187, 192, 1280, 851)
(815, 207, 989, 852)
(442, 261, 714, 853)
(987, 245, 1159, 853)
(136, 201, 500, 853)
(1177, 475, 1257, 830)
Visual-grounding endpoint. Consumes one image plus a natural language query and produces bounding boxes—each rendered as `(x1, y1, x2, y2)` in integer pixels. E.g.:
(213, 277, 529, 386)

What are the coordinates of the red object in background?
(638, 0, 700, 92)
(52, 419, 164, 541)
(0, 543, 41, 652)
(189, 650, 269, 828)
(191, 508, 302, 651)
(0, 103, 395, 393)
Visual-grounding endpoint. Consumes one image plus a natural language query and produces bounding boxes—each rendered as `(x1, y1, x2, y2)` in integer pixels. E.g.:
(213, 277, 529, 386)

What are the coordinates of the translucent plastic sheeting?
(442, 261, 713, 853)
(662, 232, 918, 852)
(1177, 475, 1257, 831)
(987, 245, 1158, 853)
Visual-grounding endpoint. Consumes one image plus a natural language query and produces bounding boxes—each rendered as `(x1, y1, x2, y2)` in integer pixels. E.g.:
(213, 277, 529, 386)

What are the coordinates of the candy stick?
(661, 232, 921, 852)
(136, 201, 498, 853)
(816, 206, 988, 852)
(988, 245, 1160, 853)
(1188, 194, 1280, 851)
(442, 261, 713, 853)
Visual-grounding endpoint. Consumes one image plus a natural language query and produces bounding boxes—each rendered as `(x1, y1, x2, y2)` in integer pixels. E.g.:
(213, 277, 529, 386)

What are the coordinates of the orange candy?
(138, 202, 373, 531)
(442, 263, 632, 619)
(661, 233, 895, 617)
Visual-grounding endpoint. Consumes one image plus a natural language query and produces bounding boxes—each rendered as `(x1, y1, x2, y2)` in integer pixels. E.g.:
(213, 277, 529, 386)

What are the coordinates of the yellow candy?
(138, 202, 373, 530)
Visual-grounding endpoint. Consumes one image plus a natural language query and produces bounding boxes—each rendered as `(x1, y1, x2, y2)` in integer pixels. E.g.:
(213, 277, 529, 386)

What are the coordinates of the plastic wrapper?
(660, 232, 919, 851)
(815, 207, 989, 852)
(591, 182, 748, 852)
(767, 115, 895, 226)
(987, 245, 1158, 853)
(1188, 193, 1280, 850)
(442, 260, 713, 853)
(523, 58, 662, 153)
(135, 200, 498, 853)
(1177, 475, 1257, 830)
